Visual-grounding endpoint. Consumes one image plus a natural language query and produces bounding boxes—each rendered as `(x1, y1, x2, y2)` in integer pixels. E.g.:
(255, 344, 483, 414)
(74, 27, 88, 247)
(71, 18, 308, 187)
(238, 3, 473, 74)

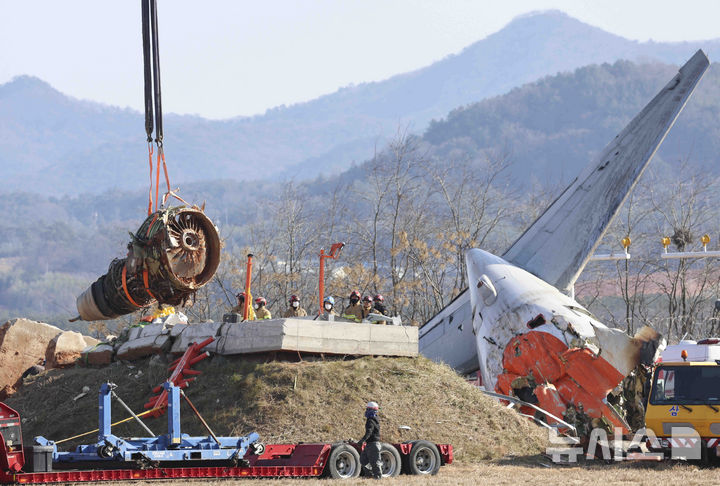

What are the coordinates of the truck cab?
(645, 339, 720, 456)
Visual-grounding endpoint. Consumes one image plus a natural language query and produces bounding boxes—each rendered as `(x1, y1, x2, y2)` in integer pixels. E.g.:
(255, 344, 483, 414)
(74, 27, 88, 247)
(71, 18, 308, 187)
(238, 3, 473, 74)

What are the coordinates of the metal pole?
(110, 390, 155, 437)
(180, 390, 221, 445)
(318, 249, 326, 316)
(244, 253, 253, 320)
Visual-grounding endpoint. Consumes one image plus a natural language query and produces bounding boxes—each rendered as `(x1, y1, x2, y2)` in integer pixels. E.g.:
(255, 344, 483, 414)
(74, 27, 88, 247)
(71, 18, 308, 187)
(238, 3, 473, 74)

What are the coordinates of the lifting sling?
(141, 0, 172, 215)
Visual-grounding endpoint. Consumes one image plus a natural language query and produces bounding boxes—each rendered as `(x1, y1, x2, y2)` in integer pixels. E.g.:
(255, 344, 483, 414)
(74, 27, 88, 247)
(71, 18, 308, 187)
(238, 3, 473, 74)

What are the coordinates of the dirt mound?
(6, 355, 548, 462)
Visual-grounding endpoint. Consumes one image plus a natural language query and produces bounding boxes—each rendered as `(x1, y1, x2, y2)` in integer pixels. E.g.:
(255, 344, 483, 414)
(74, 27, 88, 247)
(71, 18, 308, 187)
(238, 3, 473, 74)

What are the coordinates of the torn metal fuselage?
(421, 50, 709, 438)
(76, 207, 221, 321)
(467, 248, 662, 435)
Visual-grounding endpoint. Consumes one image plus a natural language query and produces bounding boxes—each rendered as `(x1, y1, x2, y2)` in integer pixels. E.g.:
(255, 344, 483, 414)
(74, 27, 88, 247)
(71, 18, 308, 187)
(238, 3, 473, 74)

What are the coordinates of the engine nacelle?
(76, 207, 221, 321)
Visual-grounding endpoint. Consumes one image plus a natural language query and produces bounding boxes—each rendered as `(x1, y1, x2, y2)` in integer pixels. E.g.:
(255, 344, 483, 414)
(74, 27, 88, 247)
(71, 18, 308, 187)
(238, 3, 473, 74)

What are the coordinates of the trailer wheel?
(380, 443, 402, 477)
(326, 444, 361, 479)
(404, 440, 441, 475)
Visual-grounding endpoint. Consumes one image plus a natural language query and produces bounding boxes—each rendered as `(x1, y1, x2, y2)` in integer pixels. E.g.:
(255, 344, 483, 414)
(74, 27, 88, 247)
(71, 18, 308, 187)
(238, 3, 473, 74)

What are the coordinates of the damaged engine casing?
(76, 207, 221, 321)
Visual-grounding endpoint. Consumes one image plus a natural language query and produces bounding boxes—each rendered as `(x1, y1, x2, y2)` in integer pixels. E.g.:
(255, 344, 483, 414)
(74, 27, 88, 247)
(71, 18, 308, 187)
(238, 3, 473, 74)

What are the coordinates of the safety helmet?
(289, 294, 299, 303)
(236, 292, 246, 299)
(362, 295, 373, 303)
(323, 296, 335, 305)
(373, 294, 384, 303)
(349, 290, 361, 300)
(366, 401, 379, 410)
(255, 297, 266, 306)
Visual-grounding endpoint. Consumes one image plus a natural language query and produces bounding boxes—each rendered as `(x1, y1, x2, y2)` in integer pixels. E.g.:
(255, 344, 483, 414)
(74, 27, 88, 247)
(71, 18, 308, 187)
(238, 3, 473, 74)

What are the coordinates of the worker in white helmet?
(358, 401, 382, 479)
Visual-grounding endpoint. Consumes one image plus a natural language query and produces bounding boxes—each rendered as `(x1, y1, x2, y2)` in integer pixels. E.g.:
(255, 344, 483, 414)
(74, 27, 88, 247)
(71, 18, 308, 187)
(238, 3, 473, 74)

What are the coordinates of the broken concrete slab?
(170, 323, 188, 338)
(215, 318, 417, 357)
(83, 336, 100, 347)
(139, 322, 172, 338)
(46, 331, 90, 368)
(170, 322, 222, 354)
(81, 343, 115, 366)
(118, 322, 175, 346)
(116, 335, 171, 361)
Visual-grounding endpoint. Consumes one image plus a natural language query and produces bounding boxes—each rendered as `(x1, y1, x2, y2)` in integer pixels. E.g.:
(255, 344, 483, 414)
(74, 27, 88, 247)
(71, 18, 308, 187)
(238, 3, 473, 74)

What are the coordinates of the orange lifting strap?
(147, 143, 154, 216)
(143, 266, 157, 301)
(147, 143, 172, 216)
(121, 266, 142, 308)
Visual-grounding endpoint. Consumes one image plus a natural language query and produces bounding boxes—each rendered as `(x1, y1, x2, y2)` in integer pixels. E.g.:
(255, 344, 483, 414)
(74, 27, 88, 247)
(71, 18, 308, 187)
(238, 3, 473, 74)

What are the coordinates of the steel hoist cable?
(141, 0, 172, 215)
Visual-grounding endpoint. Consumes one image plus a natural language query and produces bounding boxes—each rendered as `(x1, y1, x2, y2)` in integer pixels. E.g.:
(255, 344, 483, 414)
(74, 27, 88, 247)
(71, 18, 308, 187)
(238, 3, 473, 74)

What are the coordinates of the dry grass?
(8, 359, 720, 484)
(6, 355, 547, 462)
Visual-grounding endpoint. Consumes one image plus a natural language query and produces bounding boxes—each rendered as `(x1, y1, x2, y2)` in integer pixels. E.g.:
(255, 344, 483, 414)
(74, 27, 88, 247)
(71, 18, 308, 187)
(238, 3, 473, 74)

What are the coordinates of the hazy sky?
(2, 0, 720, 119)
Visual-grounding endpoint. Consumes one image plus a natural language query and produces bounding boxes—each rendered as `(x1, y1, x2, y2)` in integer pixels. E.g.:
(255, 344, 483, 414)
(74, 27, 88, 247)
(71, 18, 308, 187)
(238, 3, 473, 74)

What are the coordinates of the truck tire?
(326, 444, 361, 479)
(380, 443, 402, 477)
(404, 440, 441, 475)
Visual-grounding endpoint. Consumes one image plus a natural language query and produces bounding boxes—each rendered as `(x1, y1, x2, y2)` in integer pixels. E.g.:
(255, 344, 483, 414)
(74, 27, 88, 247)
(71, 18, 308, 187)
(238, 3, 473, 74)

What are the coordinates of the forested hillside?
(425, 61, 720, 184)
(3, 58, 720, 344)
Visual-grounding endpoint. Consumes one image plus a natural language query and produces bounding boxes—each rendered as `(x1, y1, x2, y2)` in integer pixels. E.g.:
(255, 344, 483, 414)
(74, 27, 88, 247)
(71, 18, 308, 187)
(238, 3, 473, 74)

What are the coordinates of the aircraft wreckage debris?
(74, 207, 220, 321)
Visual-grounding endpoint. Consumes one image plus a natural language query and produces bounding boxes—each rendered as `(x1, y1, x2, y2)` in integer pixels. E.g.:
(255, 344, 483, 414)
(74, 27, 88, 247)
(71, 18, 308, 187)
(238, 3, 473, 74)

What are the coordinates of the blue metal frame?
(36, 382, 259, 464)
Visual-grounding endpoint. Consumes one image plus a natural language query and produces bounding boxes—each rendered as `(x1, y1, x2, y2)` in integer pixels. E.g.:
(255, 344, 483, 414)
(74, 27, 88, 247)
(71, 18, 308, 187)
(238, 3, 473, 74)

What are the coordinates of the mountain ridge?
(3, 10, 720, 194)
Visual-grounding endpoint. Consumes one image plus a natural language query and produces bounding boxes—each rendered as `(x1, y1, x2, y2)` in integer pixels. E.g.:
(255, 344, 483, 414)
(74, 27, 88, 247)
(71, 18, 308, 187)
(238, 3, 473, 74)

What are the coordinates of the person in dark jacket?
(358, 401, 382, 479)
(373, 294, 387, 315)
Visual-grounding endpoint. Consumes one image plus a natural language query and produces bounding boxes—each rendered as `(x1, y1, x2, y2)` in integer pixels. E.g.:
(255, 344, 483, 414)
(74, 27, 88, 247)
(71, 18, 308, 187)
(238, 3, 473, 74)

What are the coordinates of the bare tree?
(646, 164, 720, 340)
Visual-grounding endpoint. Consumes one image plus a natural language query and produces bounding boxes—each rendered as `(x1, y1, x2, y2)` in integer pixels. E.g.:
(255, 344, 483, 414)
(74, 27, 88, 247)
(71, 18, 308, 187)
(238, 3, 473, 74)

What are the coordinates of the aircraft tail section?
(502, 50, 709, 292)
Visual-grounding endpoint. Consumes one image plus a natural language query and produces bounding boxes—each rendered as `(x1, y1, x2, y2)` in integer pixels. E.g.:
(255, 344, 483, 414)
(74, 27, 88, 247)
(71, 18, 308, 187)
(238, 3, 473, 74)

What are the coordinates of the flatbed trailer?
(0, 391, 451, 482)
(1, 440, 452, 483)
(0, 341, 451, 482)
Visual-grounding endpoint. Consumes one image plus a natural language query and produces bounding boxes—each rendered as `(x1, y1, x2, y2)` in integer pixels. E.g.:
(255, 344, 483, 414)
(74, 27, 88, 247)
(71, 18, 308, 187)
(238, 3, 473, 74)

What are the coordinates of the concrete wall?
(85, 317, 418, 365)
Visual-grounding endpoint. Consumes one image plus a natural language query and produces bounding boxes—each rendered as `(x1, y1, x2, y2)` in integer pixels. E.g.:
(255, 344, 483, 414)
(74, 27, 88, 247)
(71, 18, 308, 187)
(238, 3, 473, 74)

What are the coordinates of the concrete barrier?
(170, 322, 223, 354)
(215, 318, 417, 357)
(116, 335, 171, 361)
(78, 316, 418, 366)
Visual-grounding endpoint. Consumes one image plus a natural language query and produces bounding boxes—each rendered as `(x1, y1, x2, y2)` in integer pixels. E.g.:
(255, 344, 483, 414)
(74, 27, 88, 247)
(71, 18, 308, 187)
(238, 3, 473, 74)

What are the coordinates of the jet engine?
(75, 206, 221, 321)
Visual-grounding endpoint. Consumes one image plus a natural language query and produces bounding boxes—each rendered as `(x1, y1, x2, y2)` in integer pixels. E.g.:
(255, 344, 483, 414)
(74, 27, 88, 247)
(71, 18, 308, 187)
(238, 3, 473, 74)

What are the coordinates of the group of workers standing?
(230, 293, 273, 321)
(230, 289, 389, 323)
(339, 290, 388, 323)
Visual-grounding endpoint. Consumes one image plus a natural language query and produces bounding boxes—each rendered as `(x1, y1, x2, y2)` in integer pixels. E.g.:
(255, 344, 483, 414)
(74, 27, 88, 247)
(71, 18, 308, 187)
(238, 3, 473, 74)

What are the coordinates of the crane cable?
(141, 0, 173, 216)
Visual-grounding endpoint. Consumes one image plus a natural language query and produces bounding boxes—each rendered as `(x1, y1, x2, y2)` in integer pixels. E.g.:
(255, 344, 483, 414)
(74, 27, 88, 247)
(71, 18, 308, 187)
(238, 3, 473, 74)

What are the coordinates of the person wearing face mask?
(254, 296, 272, 320)
(322, 296, 337, 317)
(283, 294, 307, 318)
(342, 290, 363, 322)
